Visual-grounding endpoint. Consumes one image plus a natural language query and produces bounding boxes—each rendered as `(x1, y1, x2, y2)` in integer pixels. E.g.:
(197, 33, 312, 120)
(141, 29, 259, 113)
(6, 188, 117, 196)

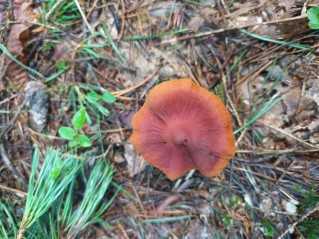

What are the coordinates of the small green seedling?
(86, 90, 116, 104)
(82, 90, 116, 119)
(221, 214, 233, 231)
(56, 60, 67, 71)
(58, 108, 92, 148)
(261, 220, 275, 237)
(307, 7, 319, 29)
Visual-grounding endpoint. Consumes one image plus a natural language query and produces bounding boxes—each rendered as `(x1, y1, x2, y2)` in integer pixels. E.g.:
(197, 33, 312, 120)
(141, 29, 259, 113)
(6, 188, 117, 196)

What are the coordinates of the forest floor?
(1, 0, 319, 238)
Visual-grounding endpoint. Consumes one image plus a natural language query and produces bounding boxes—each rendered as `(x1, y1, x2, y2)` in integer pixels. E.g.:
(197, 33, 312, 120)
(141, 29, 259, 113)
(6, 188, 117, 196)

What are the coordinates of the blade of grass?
(0, 201, 19, 238)
(101, 23, 126, 64)
(240, 29, 311, 51)
(45, 68, 66, 83)
(0, 44, 44, 79)
(229, 49, 248, 73)
(234, 94, 282, 134)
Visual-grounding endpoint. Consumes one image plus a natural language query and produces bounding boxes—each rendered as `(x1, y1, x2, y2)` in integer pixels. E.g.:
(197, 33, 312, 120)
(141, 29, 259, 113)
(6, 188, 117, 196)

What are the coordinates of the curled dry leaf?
(124, 144, 146, 177)
(187, 15, 205, 32)
(5, 2, 39, 91)
(283, 78, 318, 122)
(24, 81, 49, 132)
(7, 2, 34, 56)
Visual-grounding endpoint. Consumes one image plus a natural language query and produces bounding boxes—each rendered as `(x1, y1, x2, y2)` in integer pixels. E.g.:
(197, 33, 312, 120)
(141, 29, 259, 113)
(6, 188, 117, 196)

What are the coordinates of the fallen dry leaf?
(7, 3, 33, 56)
(187, 15, 205, 32)
(5, 1, 39, 91)
(283, 78, 317, 122)
(124, 144, 146, 177)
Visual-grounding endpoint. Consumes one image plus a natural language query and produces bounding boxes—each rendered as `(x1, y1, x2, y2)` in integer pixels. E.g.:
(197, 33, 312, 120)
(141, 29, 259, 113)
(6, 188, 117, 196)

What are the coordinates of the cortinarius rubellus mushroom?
(130, 79, 235, 180)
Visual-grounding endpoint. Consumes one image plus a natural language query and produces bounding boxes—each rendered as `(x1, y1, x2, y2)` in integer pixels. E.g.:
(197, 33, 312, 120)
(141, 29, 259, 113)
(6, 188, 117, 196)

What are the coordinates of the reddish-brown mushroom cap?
(130, 79, 235, 180)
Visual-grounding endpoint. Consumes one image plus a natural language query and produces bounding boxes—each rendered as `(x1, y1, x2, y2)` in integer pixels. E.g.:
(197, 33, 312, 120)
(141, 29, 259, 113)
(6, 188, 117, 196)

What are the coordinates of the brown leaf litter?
(1, 0, 319, 238)
(4, 1, 39, 91)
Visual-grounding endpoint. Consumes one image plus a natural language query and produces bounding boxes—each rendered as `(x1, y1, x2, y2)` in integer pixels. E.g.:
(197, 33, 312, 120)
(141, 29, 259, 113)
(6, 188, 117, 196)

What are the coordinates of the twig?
(235, 128, 248, 147)
(0, 143, 28, 189)
(235, 61, 273, 86)
(153, 178, 194, 216)
(74, 0, 94, 33)
(257, 120, 319, 149)
(0, 183, 27, 196)
(0, 97, 28, 139)
(235, 148, 319, 155)
(160, 15, 308, 45)
(0, 54, 7, 90)
(116, 223, 130, 239)
(45, 0, 64, 21)
(118, 0, 125, 39)
(111, 71, 156, 97)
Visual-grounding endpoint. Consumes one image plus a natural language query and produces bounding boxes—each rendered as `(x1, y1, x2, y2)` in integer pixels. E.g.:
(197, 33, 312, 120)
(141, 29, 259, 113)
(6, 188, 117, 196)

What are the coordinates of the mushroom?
(130, 79, 235, 180)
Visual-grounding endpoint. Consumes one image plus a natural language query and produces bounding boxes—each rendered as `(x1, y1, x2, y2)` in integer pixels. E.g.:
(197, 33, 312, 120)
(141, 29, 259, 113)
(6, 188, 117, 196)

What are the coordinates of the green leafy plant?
(307, 7, 319, 30)
(56, 59, 67, 71)
(261, 219, 275, 237)
(213, 83, 226, 104)
(84, 90, 116, 116)
(227, 194, 242, 209)
(58, 108, 92, 148)
(72, 84, 116, 122)
(221, 214, 233, 231)
(0, 200, 19, 238)
(298, 219, 319, 239)
(294, 185, 319, 209)
(45, 59, 69, 83)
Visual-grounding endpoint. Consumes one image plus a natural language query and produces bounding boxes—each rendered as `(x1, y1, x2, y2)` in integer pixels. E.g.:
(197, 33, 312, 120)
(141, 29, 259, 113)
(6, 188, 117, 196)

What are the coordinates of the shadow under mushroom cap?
(130, 79, 235, 180)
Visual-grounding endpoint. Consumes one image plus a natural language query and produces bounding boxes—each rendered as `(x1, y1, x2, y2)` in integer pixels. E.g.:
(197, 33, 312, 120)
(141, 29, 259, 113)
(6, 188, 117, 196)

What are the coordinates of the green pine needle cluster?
(0, 148, 114, 239)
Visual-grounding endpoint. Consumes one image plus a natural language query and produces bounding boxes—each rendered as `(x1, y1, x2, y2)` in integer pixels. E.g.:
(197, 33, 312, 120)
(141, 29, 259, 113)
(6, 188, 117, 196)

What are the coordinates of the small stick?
(257, 120, 318, 149)
(0, 183, 27, 196)
(74, 0, 94, 33)
(235, 148, 319, 155)
(0, 97, 28, 139)
(160, 16, 308, 46)
(45, 0, 64, 21)
(0, 143, 28, 189)
(153, 178, 194, 216)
